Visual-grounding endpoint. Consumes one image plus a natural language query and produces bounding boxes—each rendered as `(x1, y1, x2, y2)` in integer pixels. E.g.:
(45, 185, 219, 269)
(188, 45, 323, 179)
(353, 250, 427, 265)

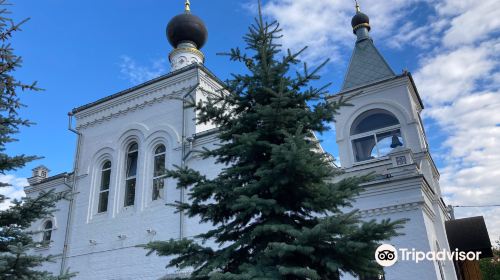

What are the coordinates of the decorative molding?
(353, 23, 370, 32)
(422, 200, 437, 221)
(169, 42, 205, 71)
(75, 74, 199, 129)
(169, 47, 204, 63)
(418, 150, 441, 179)
(199, 71, 225, 94)
(333, 75, 408, 100)
(406, 79, 424, 111)
(357, 173, 424, 193)
(73, 67, 227, 131)
(77, 90, 184, 130)
(358, 202, 422, 217)
(76, 71, 196, 118)
(338, 99, 413, 141)
(25, 176, 71, 194)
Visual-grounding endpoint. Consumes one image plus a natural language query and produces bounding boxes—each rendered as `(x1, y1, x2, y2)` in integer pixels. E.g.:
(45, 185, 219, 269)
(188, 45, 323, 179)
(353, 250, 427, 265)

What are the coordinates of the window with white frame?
(124, 142, 138, 207)
(351, 109, 403, 162)
(152, 144, 166, 201)
(98, 160, 111, 213)
(42, 220, 53, 244)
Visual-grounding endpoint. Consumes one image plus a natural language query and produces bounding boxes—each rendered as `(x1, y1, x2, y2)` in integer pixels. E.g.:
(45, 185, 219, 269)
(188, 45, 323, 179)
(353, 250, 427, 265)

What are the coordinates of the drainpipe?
(60, 112, 82, 275)
(179, 70, 200, 239)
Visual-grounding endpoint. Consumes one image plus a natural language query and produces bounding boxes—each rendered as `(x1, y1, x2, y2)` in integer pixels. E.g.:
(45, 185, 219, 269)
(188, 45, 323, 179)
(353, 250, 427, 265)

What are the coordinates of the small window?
(351, 109, 403, 162)
(152, 144, 166, 201)
(124, 142, 139, 207)
(42, 220, 53, 244)
(98, 161, 112, 213)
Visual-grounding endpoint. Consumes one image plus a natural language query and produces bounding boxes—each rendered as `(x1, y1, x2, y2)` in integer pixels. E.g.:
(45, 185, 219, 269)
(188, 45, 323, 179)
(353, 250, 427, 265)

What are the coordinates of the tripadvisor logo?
(375, 244, 398, 267)
(374, 244, 482, 267)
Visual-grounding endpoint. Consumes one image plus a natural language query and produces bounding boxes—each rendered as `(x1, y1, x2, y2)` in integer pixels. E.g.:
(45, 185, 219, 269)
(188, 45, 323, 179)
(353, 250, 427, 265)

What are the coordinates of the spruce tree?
(0, 1, 73, 279)
(144, 3, 404, 279)
(480, 239, 500, 279)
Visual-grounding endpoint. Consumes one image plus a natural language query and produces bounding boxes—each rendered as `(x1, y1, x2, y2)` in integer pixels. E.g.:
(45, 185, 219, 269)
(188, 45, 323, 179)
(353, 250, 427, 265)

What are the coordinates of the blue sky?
(2, 1, 499, 241)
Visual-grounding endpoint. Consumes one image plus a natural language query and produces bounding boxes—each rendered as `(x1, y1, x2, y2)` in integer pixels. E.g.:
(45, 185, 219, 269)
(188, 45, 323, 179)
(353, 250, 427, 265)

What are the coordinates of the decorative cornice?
(72, 64, 202, 115)
(76, 90, 186, 130)
(78, 73, 196, 118)
(360, 174, 424, 190)
(199, 72, 225, 94)
(72, 66, 229, 130)
(422, 200, 437, 221)
(25, 173, 72, 194)
(74, 73, 199, 129)
(71, 64, 225, 116)
(358, 202, 422, 218)
(169, 47, 205, 63)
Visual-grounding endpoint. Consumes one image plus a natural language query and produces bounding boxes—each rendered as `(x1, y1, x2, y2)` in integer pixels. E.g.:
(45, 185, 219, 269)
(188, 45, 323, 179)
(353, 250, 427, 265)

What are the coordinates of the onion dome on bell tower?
(351, 1, 370, 34)
(166, 0, 208, 71)
(341, 1, 395, 90)
(350, 1, 372, 42)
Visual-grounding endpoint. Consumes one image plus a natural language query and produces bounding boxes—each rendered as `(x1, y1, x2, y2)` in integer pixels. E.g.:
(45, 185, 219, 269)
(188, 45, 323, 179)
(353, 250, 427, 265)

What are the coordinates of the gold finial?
(185, 0, 191, 13)
(355, 0, 361, 12)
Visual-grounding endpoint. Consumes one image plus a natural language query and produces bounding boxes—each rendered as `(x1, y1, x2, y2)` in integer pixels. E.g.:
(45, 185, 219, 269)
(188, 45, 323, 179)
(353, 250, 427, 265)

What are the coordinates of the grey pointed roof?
(341, 38, 395, 90)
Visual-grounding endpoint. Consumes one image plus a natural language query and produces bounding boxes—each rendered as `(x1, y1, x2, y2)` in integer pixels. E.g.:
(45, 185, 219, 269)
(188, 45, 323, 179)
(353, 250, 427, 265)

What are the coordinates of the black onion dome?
(351, 11, 370, 34)
(167, 13, 208, 49)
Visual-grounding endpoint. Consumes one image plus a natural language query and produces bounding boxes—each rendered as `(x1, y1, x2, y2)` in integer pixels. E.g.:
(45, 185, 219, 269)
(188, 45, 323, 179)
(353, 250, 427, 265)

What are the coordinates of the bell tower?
(335, 3, 429, 171)
(331, 3, 457, 280)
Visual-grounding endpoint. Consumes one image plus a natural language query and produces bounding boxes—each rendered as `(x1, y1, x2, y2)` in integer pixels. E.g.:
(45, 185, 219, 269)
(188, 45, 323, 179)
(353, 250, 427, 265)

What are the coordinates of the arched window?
(42, 220, 53, 244)
(98, 160, 111, 213)
(124, 142, 138, 207)
(351, 109, 403, 162)
(152, 144, 166, 201)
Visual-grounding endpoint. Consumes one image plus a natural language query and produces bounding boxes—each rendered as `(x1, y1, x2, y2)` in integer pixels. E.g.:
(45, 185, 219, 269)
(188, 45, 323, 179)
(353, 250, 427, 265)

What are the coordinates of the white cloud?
(411, 1, 500, 241)
(387, 18, 446, 50)
(408, 1, 500, 244)
(119, 55, 167, 85)
(452, 207, 500, 244)
(0, 174, 28, 210)
(416, 39, 499, 105)
(435, 0, 476, 15)
(416, 48, 500, 240)
(259, 0, 500, 243)
(439, 0, 500, 46)
(260, 0, 433, 64)
(261, 0, 352, 65)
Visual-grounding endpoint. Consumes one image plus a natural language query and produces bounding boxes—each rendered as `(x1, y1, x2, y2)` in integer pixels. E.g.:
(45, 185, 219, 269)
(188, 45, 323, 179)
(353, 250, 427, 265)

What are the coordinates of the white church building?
(25, 2, 491, 280)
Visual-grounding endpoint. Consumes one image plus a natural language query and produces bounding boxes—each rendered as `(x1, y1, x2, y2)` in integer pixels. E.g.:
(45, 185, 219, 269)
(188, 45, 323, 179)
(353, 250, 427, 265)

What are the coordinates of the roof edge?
(71, 63, 225, 115)
(405, 71, 425, 110)
(27, 172, 73, 187)
(332, 72, 425, 110)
